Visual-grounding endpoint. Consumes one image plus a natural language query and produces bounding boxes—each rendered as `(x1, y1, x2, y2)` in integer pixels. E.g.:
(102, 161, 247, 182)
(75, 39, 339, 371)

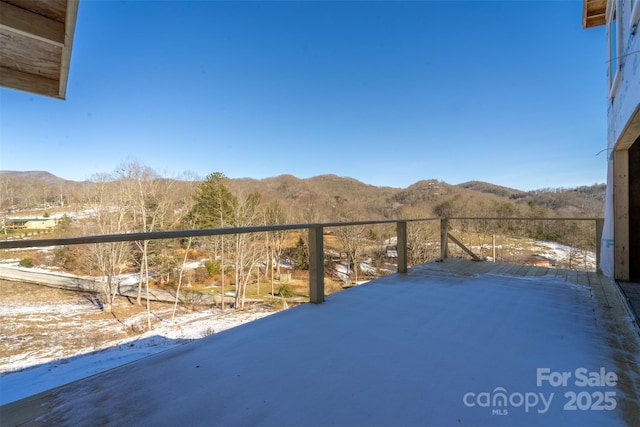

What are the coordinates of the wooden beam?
(4, 0, 68, 22)
(447, 232, 482, 261)
(582, 0, 606, 29)
(614, 149, 630, 281)
(0, 28, 62, 80)
(396, 221, 407, 273)
(308, 226, 325, 304)
(0, 65, 58, 97)
(614, 104, 640, 151)
(584, 13, 606, 28)
(0, 1, 64, 46)
(440, 219, 449, 259)
(58, 0, 79, 98)
(595, 218, 604, 275)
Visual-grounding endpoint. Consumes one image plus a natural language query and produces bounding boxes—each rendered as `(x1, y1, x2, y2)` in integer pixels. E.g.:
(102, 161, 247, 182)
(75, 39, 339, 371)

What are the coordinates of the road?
(0, 265, 241, 305)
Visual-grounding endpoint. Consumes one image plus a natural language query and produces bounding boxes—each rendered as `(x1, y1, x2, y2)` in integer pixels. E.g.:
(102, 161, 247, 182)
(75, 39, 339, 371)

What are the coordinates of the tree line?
(2, 163, 603, 328)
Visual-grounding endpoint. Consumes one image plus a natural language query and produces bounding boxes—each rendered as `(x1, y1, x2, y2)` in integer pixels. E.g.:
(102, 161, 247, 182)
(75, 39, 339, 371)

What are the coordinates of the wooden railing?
(440, 217, 604, 273)
(0, 217, 604, 304)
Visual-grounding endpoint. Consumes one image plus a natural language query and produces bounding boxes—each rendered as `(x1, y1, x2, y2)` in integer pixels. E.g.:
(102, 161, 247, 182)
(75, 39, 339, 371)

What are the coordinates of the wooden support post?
(308, 226, 324, 304)
(614, 150, 630, 281)
(440, 219, 449, 259)
(492, 234, 496, 263)
(595, 218, 604, 275)
(397, 221, 408, 273)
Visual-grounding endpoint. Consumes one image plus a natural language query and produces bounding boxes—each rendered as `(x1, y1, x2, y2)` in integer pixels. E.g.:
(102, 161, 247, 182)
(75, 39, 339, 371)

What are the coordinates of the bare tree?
(400, 207, 439, 266)
(336, 223, 367, 285)
(117, 164, 159, 299)
(110, 162, 176, 329)
(0, 176, 16, 210)
(406, 221, 438, 265)
(172, 235, 193, 320)
(84, 174, 132, 313)
(230, 192, 263, 309)
(265, 201, 290, 277)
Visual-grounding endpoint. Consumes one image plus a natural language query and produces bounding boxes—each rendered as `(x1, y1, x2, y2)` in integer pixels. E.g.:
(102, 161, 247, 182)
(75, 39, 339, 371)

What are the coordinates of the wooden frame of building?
(0, 0, 79, 99)
(583, 0, 607, 28)
(584, 0, 640, 282)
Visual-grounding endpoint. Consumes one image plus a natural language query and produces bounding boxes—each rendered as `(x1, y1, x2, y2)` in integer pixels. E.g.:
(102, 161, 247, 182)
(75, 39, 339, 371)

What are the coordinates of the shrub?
(56, 214, 72, 232)
(19, 258, 33, 268)
(194, 266, 209, 283)
(277, 283, 294, 298)
(204, 260, 221, 277)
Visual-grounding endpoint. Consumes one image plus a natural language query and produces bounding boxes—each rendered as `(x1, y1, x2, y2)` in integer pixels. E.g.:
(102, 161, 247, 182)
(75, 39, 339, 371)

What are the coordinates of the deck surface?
(446, 257, 640, 323)
(2, 259, 640, 426)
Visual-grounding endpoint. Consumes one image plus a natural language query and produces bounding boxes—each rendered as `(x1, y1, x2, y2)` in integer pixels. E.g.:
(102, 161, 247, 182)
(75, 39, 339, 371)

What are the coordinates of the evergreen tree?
(189, 172, 236, 227)
(188, 172, 236, 311)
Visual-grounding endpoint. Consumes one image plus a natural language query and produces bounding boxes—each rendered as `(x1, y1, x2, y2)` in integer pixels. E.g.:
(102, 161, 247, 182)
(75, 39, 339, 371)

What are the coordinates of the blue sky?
(1, 0, 607, 191)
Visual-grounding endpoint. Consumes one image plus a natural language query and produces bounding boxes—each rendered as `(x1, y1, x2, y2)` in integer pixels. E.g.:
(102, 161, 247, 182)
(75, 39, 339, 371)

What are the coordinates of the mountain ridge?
(0, 170, 601, 194)
(0, 170, 605, 220)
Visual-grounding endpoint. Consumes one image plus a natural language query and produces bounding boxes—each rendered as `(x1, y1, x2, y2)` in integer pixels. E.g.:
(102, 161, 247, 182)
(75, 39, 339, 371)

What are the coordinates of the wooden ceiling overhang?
(583, 0, 607, 28)
(0, 0, 79, 99)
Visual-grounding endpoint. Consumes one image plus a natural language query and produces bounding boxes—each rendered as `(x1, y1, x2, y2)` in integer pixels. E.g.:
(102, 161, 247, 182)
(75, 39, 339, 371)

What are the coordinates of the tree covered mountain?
(0, 170, 604, 221)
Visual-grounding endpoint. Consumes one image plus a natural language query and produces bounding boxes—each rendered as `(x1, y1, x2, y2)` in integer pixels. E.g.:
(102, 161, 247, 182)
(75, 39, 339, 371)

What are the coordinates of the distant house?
(523, 254, 554, 268)
(6, 217, 57, 230)
(385, 245, 398, 258)
(584, 0, 640, 282)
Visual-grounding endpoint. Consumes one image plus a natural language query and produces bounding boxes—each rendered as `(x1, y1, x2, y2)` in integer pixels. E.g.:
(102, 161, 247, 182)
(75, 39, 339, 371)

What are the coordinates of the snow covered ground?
(2, 260, 639, 426)
(0, 291, 274, 405)
(470, 238, 597, 270)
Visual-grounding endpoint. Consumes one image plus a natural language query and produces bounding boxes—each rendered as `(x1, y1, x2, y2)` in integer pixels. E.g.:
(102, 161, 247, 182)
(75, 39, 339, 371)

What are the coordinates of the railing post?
(595, 218, 604, 275)
(397, 221, 408, 273)
(308, 226, 324, 304)
(492, 234, 496, 262)
(440, 218, 449, 259)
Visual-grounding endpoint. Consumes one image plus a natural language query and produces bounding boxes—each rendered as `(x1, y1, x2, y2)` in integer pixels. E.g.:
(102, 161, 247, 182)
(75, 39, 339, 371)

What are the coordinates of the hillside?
(0, 171, 66, 185)
(457, 180, 605, 217)
(0, 170, 605, 221)
(456, 180, 525, 199)
(0, 171, 88, 210)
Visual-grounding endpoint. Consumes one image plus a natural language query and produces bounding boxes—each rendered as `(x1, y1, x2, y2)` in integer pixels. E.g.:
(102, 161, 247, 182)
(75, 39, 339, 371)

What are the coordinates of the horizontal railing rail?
(0, 217, 604, 303)
(446, 217, 603, 222)
(0, 218, 440, 249)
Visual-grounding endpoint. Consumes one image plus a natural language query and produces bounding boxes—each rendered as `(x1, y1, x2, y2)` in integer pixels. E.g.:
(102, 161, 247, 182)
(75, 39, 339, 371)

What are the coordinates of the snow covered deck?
(2, 259, 640, 426)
